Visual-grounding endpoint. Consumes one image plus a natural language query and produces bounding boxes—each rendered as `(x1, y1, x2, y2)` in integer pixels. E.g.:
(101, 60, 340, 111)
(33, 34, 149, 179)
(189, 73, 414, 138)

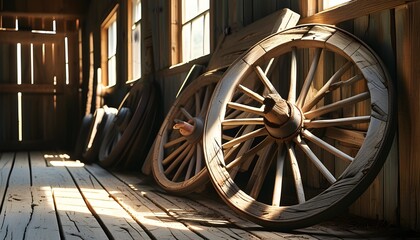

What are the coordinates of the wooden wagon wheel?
(98, 80, 152, 168)
(203, 24, 395, 229)
(152, 71, 221, 195)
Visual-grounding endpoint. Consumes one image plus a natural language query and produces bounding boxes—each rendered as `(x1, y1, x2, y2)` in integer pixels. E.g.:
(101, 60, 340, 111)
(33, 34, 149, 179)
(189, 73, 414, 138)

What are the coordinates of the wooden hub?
(263, 94, 303, 141)
(173, 117, 204, 143)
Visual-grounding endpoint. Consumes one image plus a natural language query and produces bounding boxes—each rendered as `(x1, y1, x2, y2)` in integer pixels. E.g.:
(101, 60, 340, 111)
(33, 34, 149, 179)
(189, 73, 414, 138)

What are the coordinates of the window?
(172, 0, 210, 64)
(321, 0, 351, 10)
(101, 8, 118, 87)
(128, 0, 142, 82)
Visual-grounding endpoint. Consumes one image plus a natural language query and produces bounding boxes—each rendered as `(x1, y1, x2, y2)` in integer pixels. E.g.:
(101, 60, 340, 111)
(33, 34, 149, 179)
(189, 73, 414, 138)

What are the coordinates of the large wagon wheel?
(203, 24, 394, 229)
(152, 71, 221, 195)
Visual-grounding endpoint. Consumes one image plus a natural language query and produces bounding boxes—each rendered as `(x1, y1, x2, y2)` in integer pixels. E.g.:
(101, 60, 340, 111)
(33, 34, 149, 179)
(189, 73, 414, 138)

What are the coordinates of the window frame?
(101, 5, 119, 89)
(170, 0, 211, 66)
(127, 0, 142, 83)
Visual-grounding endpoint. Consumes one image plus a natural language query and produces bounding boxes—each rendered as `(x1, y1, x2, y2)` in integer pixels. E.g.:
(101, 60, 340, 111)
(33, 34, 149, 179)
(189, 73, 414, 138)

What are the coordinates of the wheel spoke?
(255, 65, 279, 95)
(247, 143, 277, 199)
(329, 74, 364, 91)
(199, 84, 213, 117)
(288, 47, 297, 103)
(163, 135, 186, 149)
(195, 142, 203, 175)
(304, 115, 370, 128)
(272, 143, 286, 206)
(287, 142, 305, 204)
(303, 61, 353, 112)
(226, 137, 272, 170)
(237, 84, 264, 103)
(296, 48, 322, 108)
(304, 92, 370, 119)
(222, 127, 267, 150)
(172, 145, 196, 181)
(295, 135, 336, 184)
(222, 118, 264, 127)
(227, 102, 264, 116)
(185, 150, 195, 180)
(162, 141, 189, 165)
(302, 129, 354, 162)
(180, 107, 194, 120)
(194, 92, 201, 116)
(164, 144, 193, 175)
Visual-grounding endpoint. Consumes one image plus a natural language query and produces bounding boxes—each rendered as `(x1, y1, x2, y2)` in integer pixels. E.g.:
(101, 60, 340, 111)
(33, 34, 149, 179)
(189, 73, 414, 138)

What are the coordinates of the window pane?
(182, 23, 191, 61)
(108, 55, 116, 86)
(190, 16, 204, 60)
(323, 0, 351, 9)
(108, 21, 117, 56)
(204, 12, 210, 55)
(133, 0, 141, 23)
(132, 23, 141, 80)
(198, 0, 209, 13)
(182, 0, 197, 23)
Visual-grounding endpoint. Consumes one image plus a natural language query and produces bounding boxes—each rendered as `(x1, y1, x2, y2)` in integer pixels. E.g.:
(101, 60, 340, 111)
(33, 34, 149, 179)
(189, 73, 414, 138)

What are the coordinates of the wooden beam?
(0, 30, 66, 44)
(299, 0, 420, 25)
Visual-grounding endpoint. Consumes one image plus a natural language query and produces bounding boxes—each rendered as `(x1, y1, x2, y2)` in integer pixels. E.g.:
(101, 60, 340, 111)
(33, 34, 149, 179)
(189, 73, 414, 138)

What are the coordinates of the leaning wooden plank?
(115, 173, 259, 240)
(85, 164, 201, 240)
(33, 151, 108, 240)
(66, 166, 151, 240)
(207, 8, 300, 71)
(0, 152, 32, 239)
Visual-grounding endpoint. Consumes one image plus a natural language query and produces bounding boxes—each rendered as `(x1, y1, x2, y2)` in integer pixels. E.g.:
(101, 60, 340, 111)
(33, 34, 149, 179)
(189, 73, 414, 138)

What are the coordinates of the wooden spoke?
(162, 141, 189, 166)
(222, 128, 267, 150)
(226, 137, 273, 171)
(180, 107, 194, 121)
(304, 92, 370, 120)
(272, 143, 286, 206)
(295, 135, 336, 184)
(247, 143, 277, 199)
(172, 145, 196, 181)
(164, 144, 193, 175)
(237, 84, 265, 103)
(255, 65, 280, 95)
(329, 74, 364, 91)
(222, 118, 264, 127)
(287, 142, 305, 204)
(227, 102, 265, 116)
(163, 135, 186, 149)
(194, 92, 201, 116)
(195, 142, 203, 175)
(288, 47, 298, 103)
(303, 61, 353, 112)
(199, 85, 213, 117)
(302, 129, 354, 162)
(185, 151, 195, 180)
(296, 48, 322, 108)
(304, 115, 370, 128)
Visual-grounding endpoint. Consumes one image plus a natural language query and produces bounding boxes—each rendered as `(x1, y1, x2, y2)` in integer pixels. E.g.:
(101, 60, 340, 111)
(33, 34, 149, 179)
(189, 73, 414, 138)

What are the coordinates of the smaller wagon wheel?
(98, 80, 152, 168)
(203, 24, 395, 229)
(152, 71, 221, 195)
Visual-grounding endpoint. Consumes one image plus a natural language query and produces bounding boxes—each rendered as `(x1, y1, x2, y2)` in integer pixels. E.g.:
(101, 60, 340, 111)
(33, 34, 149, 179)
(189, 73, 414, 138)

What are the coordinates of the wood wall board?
(396, 2, 420, 231)
(0, 84, 64, 94)
(299, 0, 420, 25)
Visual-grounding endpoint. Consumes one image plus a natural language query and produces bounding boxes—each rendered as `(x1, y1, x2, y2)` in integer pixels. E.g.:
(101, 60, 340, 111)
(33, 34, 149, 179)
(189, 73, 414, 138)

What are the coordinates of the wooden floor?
(0, 151, 416, 240)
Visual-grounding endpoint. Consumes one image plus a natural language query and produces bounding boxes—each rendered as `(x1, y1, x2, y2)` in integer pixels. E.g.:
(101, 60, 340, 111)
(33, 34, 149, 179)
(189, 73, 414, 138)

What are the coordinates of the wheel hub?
(173, 117, 204, 143)
(263, 94, 303, 141)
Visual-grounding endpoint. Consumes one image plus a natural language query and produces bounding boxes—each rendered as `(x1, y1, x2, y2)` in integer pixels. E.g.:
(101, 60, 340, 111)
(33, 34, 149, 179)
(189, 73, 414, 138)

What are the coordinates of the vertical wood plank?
(396, 2, 420, 231)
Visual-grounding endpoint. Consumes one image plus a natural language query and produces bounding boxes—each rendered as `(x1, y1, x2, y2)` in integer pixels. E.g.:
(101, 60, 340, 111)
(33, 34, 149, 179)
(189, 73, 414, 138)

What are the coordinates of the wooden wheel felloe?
(152, 71, 221, 195)
(203, 24, 395, 229)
